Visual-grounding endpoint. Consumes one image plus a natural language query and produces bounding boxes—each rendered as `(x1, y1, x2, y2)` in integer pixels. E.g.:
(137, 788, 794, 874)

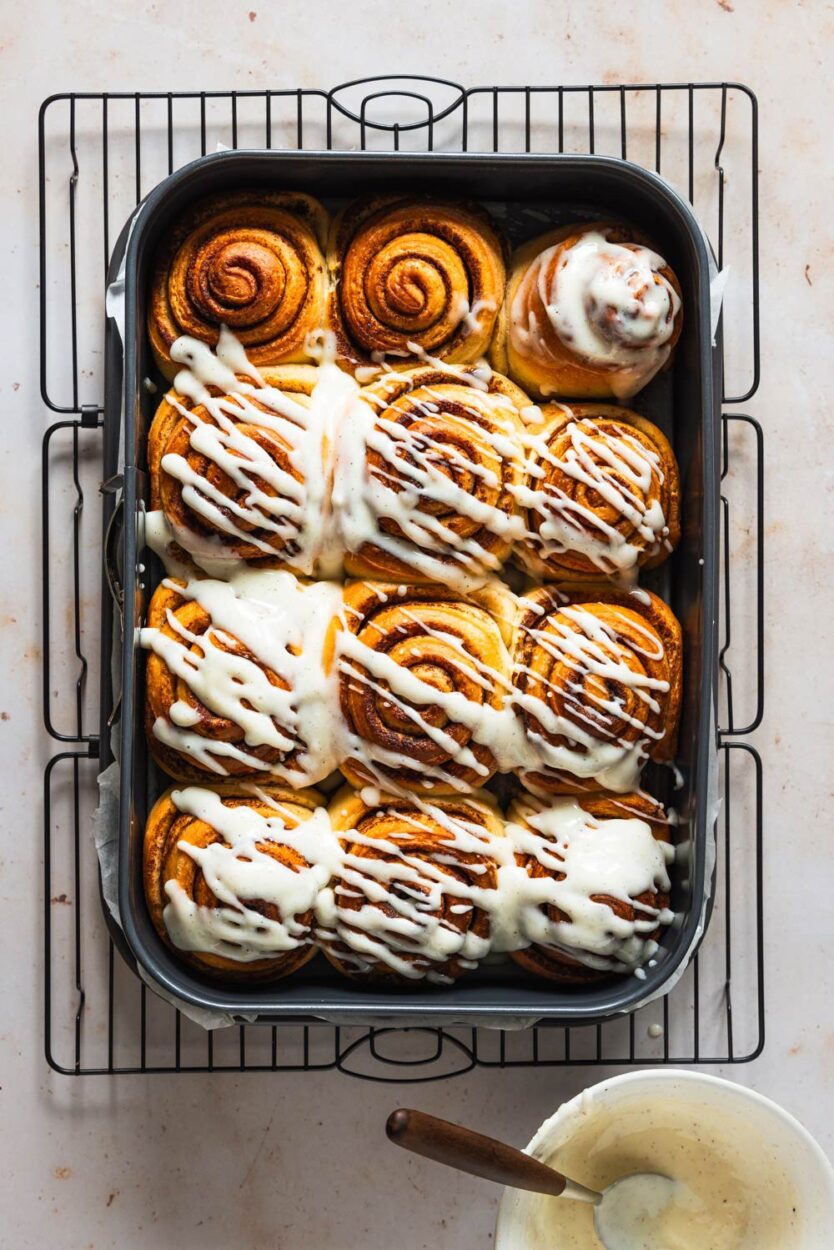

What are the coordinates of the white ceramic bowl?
(495, 1069, 834, 1250)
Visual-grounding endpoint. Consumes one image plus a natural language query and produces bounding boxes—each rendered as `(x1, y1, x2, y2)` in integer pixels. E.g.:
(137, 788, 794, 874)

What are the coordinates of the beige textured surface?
(1, 2, 832, 1247)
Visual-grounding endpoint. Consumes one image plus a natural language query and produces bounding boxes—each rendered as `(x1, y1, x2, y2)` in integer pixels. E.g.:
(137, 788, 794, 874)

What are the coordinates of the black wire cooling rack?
(40, 78, 764, 1080)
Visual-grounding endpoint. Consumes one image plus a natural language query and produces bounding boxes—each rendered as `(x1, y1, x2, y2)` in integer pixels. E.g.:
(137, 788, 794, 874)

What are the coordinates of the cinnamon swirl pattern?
(332, 581, 513, 795)
(317, 787, 503, 985)
(144, 783, 335, 978)
(507, 789, 674, 982)
(140, 573, 342, 786)
(137, 193, 694, 994)
(338, 365, 528, 588)
(493, 222, 683, 400)
(141, 779, 676, 983)
(148, 346, 325, 574)
(515, 403, 680, 581)
(148, 191, 328, 379)
(511, 586, 682, 795)
(144, 330, 684, 586)
(327, 197, 505, 368)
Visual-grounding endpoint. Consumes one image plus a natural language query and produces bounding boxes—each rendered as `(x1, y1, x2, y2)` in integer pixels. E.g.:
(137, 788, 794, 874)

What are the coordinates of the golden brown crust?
(516, 402, 681, 581)
(148, 191, 329, 380)
(343, 365, 529, 585)
(508, 789, 671, 983)
(327, 196, 506, 369)
(330, 581, 512, 795)
(511, 585, 683, 795)
(143, 782, 324, 979)
(491, 221, 683, 400)
(319, 785, 503, 985)
(147, 365, 319, 570)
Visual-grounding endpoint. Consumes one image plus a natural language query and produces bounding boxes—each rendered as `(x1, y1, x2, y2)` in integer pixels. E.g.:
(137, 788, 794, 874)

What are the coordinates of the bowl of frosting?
(495, 1069, 834, 1250)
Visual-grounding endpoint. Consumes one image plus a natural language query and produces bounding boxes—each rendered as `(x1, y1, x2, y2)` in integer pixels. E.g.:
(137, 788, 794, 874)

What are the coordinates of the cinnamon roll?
(317, 785, 503, 985)
(144, 782, 335, 978)
(492, 222, 683, 400)
(506, 789, 674, 982)
(148, 358, 327, 575)
(140, 573, 342, 786)
(336, 365, 529, 588)
(330, 581, 513, 795)
(148, 191, 328, 380)
(327, 196, 505, 369)
(511, 586, 682, 795)
(515, 403, 680, 581)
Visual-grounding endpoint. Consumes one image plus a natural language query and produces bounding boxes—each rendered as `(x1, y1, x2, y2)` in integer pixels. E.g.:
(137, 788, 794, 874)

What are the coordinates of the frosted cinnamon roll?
(327, 196, 505, 369)
(318, 785, 503, 985)
(511, 586, 682, 795)
(336, 365, 529, 589)
(329, 581, 513, 795)
(492, 223, 683, 400)
(148, 346, 328, 575)
(507, 789, 674, 982)
(140, 573, 342, 786)
(515, 403, 680, 582)
(148, 191, 328, 380)
(144, 782, 336, 978)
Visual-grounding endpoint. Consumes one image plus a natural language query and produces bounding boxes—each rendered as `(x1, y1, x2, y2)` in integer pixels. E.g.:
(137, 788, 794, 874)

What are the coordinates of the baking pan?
(101, 149, 720, 1022)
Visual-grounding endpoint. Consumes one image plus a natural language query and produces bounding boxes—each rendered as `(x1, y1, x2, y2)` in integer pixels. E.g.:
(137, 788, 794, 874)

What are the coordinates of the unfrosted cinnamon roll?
(148, 191, 328, 380)
(140, 573, 342, 786)
(336, 365, 529, 588)
(492, 223, 683, 400)
(511, 586, 682, 795)
(317, 785, 503, 985)
(507, 789, 674, 982)
(148, 362, 327, 574)
(515, 403, 680, 582)
(144, 782, 334, 978)
(329, 581, 513, 795)
(327, 196, 505, 369)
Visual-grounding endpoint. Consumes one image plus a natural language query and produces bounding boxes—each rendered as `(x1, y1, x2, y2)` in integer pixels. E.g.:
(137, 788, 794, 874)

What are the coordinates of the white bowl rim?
(521, 1068, 834, 1184)
(496, 1069, 834, 1249)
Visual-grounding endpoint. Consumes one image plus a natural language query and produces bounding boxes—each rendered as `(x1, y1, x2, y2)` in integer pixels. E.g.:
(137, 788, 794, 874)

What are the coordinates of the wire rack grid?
(41, 77, 763, 1081)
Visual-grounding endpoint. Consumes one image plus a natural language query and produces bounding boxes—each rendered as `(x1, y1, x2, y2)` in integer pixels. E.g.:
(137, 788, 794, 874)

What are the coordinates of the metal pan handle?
(101, 476, 125, 636)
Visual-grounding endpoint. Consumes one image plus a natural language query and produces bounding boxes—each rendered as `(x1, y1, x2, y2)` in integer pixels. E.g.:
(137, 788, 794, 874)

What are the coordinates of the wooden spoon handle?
(386, 1108, 572, 1198)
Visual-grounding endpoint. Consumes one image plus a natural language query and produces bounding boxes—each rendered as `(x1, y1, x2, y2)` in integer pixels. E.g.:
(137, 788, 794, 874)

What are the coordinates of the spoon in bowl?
(386, 1108, 677, 1250)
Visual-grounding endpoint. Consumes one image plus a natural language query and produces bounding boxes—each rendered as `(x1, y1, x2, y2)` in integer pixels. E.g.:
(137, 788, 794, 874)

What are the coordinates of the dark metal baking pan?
(101, 149, 720, 1022)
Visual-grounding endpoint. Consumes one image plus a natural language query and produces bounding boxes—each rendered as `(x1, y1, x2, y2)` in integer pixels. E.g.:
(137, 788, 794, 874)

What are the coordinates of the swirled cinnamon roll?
(140, 573, 342, 786)
(515, 403, 680, 582)
(148, 353, 328, 574)
(330, 581, 513, 795)
(144, 782, 336, 978)
(492, 223, 683, 400)
(506, 789, 674, 982)
(327, 196, 505, 369)
(148, 191, 328, 380)
(317, 785, 503, 985)
(511, 586, 682, 795)
(336, 365, 529, 588)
